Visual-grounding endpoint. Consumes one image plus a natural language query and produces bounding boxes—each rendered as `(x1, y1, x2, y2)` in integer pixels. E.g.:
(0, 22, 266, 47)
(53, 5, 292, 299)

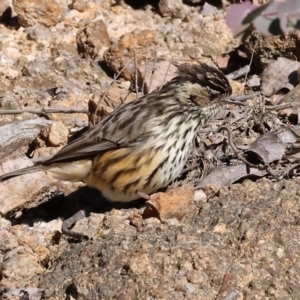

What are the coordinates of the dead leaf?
(198, 165, 267, 190)
(247, 129, 297, 164)
(261, 57, 300, 97)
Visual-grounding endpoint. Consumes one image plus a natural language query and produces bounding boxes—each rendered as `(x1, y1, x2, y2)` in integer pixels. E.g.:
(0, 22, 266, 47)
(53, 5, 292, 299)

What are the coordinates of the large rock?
(13, 0, 61, 27)
(76, 19, 110, 59)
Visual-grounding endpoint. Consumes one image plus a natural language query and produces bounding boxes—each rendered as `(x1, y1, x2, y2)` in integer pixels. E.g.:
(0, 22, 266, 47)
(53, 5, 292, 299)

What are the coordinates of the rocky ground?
(1, 0, 300, 299)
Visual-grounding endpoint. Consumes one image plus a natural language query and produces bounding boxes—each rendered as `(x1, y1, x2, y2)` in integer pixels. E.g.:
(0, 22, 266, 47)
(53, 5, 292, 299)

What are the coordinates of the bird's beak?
(225, 97, 246, 107)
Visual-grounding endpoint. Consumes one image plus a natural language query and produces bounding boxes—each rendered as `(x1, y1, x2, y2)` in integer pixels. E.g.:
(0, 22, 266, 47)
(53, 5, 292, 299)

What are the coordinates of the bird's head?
(175, 62, 243, 109)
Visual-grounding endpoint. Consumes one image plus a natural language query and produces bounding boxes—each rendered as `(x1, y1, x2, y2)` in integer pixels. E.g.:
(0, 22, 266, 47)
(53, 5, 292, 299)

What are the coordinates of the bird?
(0, 63, 240, 205)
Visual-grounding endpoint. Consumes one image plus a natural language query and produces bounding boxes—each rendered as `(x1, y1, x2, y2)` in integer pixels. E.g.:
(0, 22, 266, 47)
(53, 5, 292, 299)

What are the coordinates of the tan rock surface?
(13, 0, 62, 27)
(143, 185, 195, 220)
(76, 18, 111, 59)
(0, 158, 52, 214)
(48, 120, 69, 146)
(1, 1, 299, 299)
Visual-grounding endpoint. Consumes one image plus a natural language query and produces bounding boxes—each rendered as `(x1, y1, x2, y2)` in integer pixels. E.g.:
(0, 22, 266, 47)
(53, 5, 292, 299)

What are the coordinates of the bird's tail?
(0, 160, 92, 182)
(0, 165, 49, 182)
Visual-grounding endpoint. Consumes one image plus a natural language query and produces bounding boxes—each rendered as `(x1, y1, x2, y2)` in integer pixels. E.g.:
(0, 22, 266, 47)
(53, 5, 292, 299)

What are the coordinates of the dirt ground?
(0, 1, 300, 299)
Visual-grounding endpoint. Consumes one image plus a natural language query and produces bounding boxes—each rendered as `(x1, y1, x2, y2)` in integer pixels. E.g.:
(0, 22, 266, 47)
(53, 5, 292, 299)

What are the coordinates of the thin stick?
(229, 92, 260, 102)
(141, 54, 148, 96)
(280, 163, 300, 179)
(226, 65, 250, 80)
(121, 90, 132, 104)
(134, 49, 139, 99)
(0, 107, 89, 115)
(180, 163, 199, 175)
(220, 123, 280, 180)
(148, 47, 157, 93)
(265, 103, 294, 111)
(93, 58, 134, 126)
(219, 123, 265, 170)
(259, 92, 265, 114)
(244, 40, 257, 83)
(159, 57, 173, 91)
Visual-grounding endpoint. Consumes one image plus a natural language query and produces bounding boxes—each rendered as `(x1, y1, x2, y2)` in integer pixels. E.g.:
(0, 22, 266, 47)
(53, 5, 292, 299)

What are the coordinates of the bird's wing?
(42, 75, 184, 166)
(43, 93, 161, 165)
(49, 86, 178, 164)
(43, 136, 119, 165)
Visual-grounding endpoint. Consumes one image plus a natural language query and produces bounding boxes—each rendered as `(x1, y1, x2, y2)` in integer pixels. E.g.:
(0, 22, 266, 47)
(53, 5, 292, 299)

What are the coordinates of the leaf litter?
(177, 56, 300, 197)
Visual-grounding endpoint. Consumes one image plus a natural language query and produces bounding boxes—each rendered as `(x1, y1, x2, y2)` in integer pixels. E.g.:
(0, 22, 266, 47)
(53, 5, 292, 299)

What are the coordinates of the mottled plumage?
(0, 63, 235, 202)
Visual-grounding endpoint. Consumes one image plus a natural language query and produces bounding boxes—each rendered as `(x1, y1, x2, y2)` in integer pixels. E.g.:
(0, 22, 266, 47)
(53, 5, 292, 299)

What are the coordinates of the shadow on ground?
(5, 185, 145, 230)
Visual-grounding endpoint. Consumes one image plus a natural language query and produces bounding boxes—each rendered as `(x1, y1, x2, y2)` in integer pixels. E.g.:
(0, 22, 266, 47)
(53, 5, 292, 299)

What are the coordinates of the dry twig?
(159, 57, 173, 91)
(0, 107, 88, 115)
(265, 103, 294, 111)
(220, 123, 281, 180)
(93, 58, 134, 126)
(280, 163, 300, 179)
(148, 46, 157, 93)
(229, 92, 260, 103)
(134, 49, 139, 99)
(220, 123, 264, 169)
(141, 53, 148, 96)
(226, 65, 250, 80)
(244, 40, 257, 83)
